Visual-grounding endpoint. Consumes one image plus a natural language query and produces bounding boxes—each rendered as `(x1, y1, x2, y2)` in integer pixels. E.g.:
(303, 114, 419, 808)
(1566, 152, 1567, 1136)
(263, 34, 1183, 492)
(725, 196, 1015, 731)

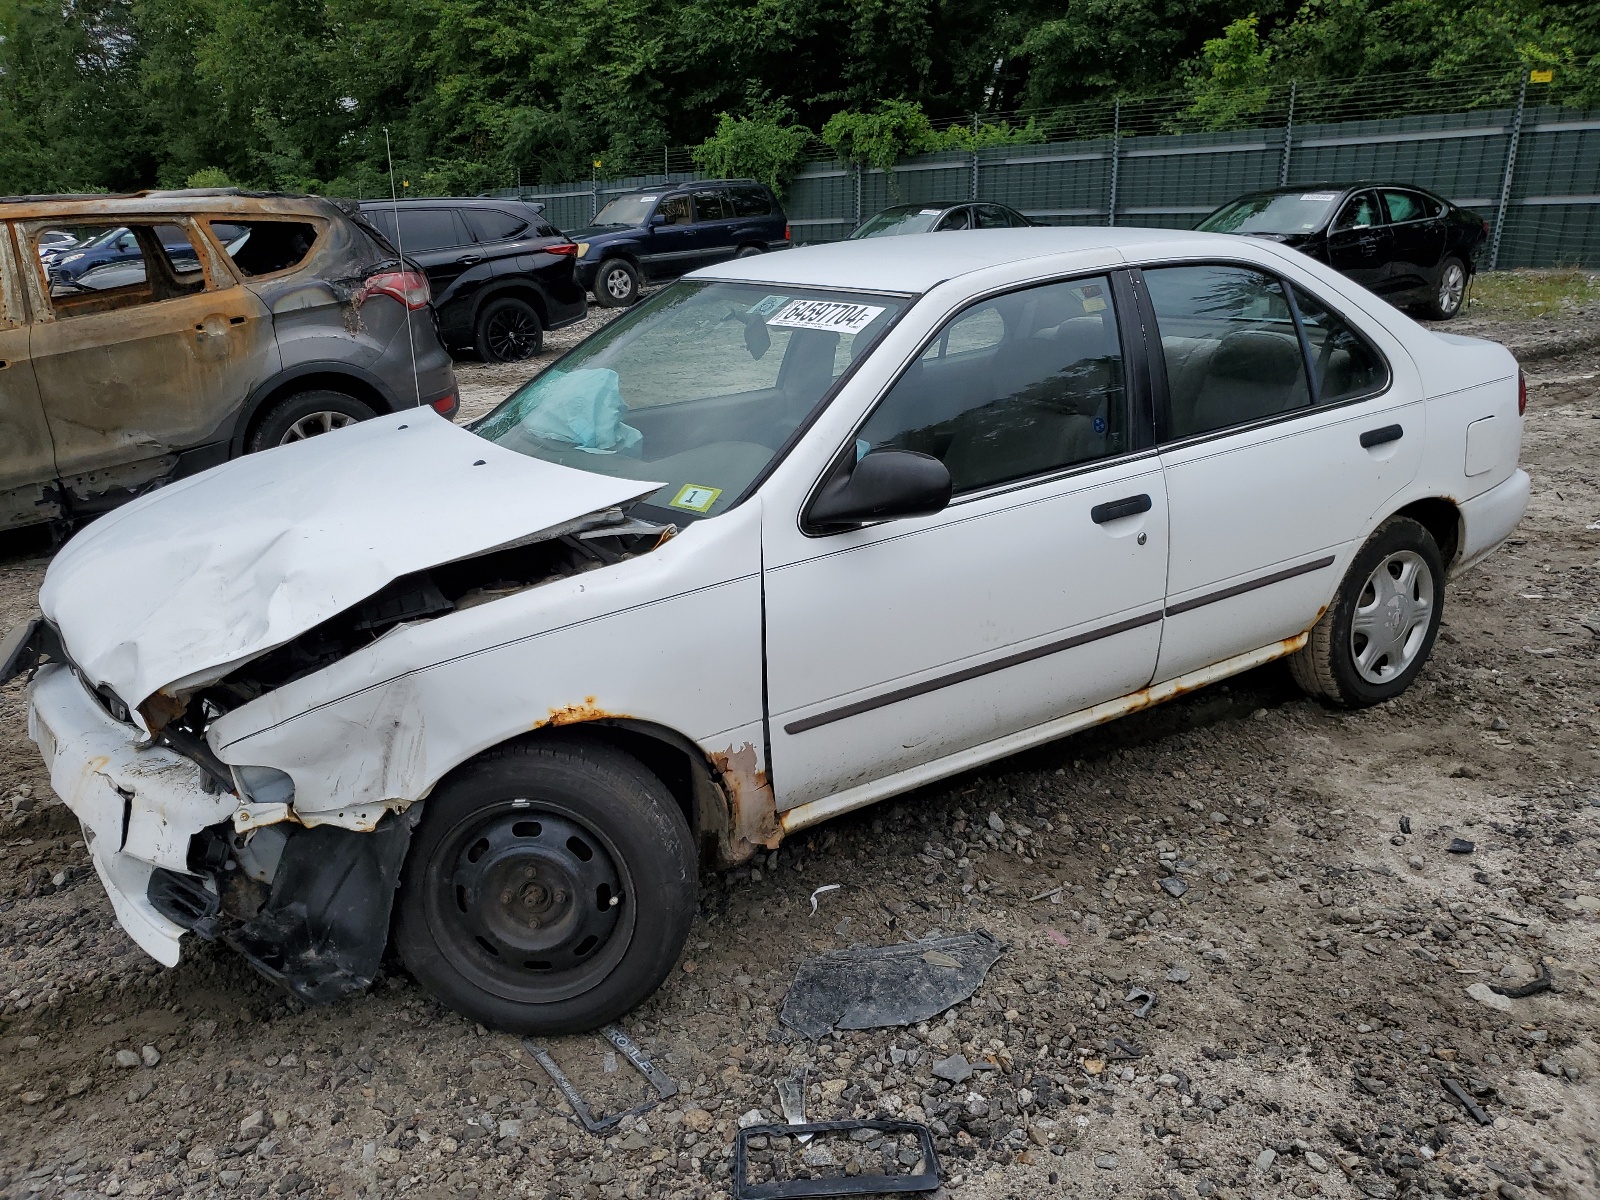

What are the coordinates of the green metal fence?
(505, 79, 1600, 269)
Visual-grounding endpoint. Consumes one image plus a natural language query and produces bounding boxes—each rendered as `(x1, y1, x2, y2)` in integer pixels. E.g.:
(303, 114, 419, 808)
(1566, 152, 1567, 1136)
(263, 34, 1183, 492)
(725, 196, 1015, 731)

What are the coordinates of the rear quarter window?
(729, 187, 773, 217)
(463, 208, 529, 242)
(207, 220, 319, 277)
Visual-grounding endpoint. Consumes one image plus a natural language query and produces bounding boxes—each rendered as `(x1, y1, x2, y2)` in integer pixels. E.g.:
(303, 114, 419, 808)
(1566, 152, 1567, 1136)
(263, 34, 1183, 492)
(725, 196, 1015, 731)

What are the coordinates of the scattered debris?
(1158, 876, 1189, 898)
(1044, 928, 1072, 949)
(932, 1054, 973, 1084)
(1028, 885, 1063, 902)
(780, 931, 1004, 1040)
(524, 1025, 677, 1135)
(809, 884, 841, 916)
(1447, 838, 1475, 854)
(1399, 816, 1412, 834)
(1441, 1078, 1492, 1126)
(1488, 959, 1553, 998)
(731, 1119, 940, 1199)
(1465, 982, 1516, 1013)
(1108, 1037, 1148, 1059)
(776, 1076, 813, 1144)
(1125, 986, 1157, 1019)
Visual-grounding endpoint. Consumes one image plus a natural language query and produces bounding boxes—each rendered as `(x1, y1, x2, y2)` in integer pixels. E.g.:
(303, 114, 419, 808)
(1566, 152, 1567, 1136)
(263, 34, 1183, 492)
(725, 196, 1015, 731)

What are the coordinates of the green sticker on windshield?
(669, 484, 722, 512)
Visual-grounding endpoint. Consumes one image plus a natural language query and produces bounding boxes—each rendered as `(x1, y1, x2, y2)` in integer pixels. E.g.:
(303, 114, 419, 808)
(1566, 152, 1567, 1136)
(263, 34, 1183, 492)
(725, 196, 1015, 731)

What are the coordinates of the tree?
(1183, 13, 1275, 129)
(691, 102, 814, 194)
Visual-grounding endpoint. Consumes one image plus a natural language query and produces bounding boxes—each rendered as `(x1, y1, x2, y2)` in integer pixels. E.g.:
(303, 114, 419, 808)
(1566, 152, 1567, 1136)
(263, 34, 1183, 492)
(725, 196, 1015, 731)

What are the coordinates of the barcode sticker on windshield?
(767, 299, 886, 335)
(1299, 192, 1339, 201)
(749, 294, 789, 316)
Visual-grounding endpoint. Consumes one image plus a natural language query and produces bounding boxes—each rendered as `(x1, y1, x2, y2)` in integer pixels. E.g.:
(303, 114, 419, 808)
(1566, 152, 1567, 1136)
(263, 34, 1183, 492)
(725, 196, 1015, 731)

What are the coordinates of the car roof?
(0, 190, 343, 221)
(613, 179, 765, 197)
(358, 197, 536, 208)
(1245, 183, 1441, 197)
(694, 226, 1255, 294)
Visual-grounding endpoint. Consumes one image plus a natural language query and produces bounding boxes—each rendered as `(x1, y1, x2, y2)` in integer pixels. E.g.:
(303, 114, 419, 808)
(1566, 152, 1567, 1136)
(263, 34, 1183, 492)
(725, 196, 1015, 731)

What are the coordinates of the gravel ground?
(0, 289, 1596, 1200)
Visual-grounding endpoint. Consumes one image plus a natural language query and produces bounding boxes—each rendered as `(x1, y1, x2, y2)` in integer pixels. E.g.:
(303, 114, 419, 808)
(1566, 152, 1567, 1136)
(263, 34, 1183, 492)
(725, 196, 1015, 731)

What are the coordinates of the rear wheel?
(247, 389, 376, 452)
(593, 259, 639, 307)
(1289, 516, 1445, 707)
(393, 737, 697, 1034)
(735, 245, 764, 258)
(1423, 256, 1467, 319)
(474, 296, 543, 362)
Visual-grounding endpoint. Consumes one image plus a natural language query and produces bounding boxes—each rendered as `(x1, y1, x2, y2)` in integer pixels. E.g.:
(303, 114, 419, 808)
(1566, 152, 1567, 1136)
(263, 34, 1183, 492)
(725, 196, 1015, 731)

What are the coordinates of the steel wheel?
(423, 799, 633, 1003)
(279, 410, 359, 444)
(484, 305, 540, 361)
(1437, 262, 1466, 317)
(1350, 549, 1434, 684)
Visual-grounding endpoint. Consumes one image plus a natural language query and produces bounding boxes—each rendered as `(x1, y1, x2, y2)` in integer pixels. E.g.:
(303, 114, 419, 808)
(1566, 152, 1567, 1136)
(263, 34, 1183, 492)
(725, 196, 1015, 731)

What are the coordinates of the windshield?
(850, 206, 945, 238)
(1198, 191, 1342, 235)
(591, 194, 660, 227)
(78, 226, 131, 249)
(473, 281, 910, 518)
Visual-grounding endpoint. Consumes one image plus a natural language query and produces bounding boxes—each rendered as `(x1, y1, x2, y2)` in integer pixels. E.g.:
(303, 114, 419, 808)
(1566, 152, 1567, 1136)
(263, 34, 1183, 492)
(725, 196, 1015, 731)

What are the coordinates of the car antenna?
(385, 127, 423, 407)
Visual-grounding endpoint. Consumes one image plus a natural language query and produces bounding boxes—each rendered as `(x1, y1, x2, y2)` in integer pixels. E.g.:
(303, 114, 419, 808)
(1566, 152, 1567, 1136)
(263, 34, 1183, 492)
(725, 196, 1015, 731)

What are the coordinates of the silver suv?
(1, 189, 457, 533)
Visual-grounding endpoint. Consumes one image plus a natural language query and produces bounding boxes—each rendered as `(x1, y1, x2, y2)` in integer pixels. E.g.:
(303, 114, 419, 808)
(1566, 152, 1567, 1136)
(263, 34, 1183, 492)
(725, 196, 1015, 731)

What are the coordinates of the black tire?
(393, 736, 697, 1034)
(247, 389, 377, 453)
(735, 245, 764, 258)
(1288, 515, 1445, 707)
(593, 259, 639, 307)
(1422, 256, 1468, 320)
(474, 296, 544, 362)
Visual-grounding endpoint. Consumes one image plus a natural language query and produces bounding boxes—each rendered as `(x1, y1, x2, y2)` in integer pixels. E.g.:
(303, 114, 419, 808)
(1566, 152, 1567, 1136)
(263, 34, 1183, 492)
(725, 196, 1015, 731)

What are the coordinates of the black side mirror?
(808, 448, 952, 531)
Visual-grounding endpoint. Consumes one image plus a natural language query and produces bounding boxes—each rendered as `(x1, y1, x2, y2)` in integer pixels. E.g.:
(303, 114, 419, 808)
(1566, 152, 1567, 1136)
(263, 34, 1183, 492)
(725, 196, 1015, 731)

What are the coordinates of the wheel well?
(1395, 497, 1462, 566)
(244, 371, 392, 446)
(475, 284, 548, 328)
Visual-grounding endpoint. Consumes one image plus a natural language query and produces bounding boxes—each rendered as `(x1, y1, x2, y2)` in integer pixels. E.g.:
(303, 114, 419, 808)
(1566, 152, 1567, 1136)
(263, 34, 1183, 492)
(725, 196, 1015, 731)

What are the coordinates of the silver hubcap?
(281, 411, 357, 444)
(1439, 264, 1465, 313)
(1350, 550, 1434, 684)
(605, 269, 632, 300)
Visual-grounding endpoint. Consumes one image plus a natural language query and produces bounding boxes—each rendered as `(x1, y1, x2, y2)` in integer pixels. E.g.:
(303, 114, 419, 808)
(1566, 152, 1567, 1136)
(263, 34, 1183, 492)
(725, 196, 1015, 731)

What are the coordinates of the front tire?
(1423, 256, 1467, 320)
(1289, 516, 1445, 707)
(593, 259, 639, 307)
(475, 296, 544, 362)
(393, 737, 696, 1034)
(247, 389, 377, 452)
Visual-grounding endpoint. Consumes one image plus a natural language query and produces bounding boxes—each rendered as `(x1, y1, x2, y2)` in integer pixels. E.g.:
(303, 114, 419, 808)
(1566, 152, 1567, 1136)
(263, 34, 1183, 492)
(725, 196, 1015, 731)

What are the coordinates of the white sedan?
(2, 227, 1528, 1032)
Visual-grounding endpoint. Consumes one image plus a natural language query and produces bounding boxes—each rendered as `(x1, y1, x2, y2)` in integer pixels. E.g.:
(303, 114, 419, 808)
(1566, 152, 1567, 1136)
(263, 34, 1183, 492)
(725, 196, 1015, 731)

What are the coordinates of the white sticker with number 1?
(767, 299, 886, 335)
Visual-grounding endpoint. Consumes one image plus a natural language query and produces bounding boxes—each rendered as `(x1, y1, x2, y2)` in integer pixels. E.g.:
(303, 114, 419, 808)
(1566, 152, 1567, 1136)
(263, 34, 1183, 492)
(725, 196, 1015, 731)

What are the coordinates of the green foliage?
(184, 167, 234, 188)
(691, 102, 814, 194)
(940, 119, 1048, 150)
(1183, 14, 1275, 130)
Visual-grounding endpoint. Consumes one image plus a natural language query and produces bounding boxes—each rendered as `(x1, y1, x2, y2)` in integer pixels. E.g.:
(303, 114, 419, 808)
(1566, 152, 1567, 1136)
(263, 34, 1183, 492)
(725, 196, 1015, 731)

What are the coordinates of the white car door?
(763, 273, 1169, 808)
(1140, 262, 1424, 681)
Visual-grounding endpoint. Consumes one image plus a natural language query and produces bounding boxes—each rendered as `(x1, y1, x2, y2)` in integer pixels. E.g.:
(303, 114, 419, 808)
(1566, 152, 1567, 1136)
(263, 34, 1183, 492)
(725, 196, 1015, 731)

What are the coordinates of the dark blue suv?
(568, 179, 789, 306)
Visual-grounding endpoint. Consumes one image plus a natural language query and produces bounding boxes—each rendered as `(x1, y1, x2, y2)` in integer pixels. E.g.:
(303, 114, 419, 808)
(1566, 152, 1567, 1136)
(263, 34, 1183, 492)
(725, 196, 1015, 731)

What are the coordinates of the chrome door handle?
(1360, 424, 1403, 449)
(1091, 494, 1153, 524)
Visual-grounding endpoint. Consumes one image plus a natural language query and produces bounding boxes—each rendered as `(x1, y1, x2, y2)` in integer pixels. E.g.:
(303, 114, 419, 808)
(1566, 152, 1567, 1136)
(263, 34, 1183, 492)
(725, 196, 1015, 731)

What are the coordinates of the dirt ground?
(0, 278, 1596, 1200)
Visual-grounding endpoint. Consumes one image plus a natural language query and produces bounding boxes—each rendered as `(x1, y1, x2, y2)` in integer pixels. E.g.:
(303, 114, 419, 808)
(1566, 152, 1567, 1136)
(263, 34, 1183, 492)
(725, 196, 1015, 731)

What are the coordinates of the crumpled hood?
(41, 410, 657, 718)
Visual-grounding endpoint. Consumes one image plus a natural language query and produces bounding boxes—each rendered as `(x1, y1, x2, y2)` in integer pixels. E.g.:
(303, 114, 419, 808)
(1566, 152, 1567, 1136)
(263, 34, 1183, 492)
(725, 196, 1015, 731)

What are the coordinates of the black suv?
(360, 198, 588, 361)
(568, 179, 789, 307)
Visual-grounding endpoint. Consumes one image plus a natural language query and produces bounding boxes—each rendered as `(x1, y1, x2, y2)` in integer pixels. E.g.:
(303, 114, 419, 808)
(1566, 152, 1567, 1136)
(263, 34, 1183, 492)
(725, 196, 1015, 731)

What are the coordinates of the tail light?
(784, 223, 792, 241)
(1517, 368, 1527, 416)
(430, 391, 458, 416)
(359, 269, 430, 310)
(545, 242, 580, 257)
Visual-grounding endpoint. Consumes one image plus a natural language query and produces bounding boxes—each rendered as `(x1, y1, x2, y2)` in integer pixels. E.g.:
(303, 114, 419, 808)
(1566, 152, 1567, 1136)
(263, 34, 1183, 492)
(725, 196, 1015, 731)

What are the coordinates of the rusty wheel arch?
(496, 718, 777, 870)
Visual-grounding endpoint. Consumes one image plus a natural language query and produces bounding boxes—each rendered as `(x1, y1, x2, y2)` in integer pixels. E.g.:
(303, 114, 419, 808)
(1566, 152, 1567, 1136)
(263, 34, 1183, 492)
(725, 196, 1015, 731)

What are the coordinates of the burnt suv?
(0, 190, 457, 535)
(361, 198, 587, 361)
(568, 179, 789, 306)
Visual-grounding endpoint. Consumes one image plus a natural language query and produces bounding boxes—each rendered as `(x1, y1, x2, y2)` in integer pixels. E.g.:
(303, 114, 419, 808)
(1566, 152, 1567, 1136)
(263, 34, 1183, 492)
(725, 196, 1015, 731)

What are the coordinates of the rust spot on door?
(709, 742, 780, 862)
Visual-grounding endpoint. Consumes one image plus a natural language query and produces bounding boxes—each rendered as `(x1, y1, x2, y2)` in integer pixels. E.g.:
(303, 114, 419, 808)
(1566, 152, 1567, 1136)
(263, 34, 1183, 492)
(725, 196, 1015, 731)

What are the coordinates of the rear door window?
(206, 220, 318, 276)
(1379, 190, 1427, 224)
(1144, 264, 1311, 439)
(463, 208, 529, 242)
(394, 208, 471, 251)
(934, 207, 972, 231)
(691, 190, 733, 223)
(975, 205, 1013, 229)
(37, 221, 209, 317)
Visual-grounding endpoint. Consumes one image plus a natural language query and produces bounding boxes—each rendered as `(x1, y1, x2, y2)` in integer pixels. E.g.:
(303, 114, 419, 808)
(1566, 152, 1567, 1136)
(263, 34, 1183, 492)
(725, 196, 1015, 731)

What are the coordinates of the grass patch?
(1467, 269, 1600, 320)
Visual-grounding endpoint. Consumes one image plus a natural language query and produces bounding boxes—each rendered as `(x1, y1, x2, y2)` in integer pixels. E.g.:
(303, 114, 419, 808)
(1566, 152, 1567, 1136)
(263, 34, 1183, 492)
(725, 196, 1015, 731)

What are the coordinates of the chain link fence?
(494, 67, 1600, 269)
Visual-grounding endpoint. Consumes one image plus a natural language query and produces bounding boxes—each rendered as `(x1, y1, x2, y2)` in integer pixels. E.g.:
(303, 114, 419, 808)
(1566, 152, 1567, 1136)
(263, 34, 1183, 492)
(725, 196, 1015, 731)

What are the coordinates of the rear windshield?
(473, 281, 910, 519)
(1197, 191, 1343, 235)
(850, 206, 945, 238)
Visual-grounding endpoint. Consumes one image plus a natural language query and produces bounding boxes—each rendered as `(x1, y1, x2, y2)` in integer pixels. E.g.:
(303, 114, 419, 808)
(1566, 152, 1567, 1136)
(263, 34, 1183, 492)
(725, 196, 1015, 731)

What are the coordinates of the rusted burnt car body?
(4, 227, 1528, 1036)
(0, 190, 456, 533)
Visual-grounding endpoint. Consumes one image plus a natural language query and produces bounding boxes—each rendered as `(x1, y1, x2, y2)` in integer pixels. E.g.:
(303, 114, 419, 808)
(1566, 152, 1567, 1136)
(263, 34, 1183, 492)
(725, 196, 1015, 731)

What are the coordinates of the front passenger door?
(764, 273, 1169, 807)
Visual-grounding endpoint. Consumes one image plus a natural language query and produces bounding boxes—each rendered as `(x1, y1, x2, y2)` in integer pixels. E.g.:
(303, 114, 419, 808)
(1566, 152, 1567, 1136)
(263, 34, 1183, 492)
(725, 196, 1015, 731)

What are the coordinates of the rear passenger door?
(688, 189, 739, 269)
(1326, 191, 1392, 292)
(1379, 189, 1447, 298)
(764, 273, 1169, 807)
(1140, 262, 1424, 682)
(727, 186, 777, 249)
(383, 207, 478, 299)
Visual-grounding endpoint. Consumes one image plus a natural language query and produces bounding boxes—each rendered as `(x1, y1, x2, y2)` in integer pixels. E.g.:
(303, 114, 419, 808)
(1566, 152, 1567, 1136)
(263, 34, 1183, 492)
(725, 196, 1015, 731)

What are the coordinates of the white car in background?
(2, 227, 1528, 1033)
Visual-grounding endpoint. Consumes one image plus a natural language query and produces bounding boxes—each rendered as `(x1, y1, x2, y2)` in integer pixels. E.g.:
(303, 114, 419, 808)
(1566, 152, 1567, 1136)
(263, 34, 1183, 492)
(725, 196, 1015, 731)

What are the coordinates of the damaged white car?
(1, 228, 1528, 1033)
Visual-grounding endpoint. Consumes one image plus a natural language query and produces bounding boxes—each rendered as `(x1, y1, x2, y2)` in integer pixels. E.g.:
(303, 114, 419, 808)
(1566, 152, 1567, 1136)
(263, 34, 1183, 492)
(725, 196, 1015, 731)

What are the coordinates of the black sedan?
(848, 201, 1033, 238)
(1197, 184, 1488, 319)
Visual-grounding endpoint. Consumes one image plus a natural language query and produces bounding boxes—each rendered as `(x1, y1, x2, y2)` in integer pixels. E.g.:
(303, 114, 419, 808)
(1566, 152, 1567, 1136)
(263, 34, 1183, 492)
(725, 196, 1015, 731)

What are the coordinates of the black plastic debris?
(1489, 959, 1553, 999)
(524, 1025, 678, 1135)
(1159, 877, 1189, 898)
(1441, 1078, 1491, 1125)
(732, 1119, 941, 1199)
(780, 930, 1004, 1040)
(1125, 986, 1157, 1019)
(1399, 816, 1412, 834)
(1448, 838, 1475, 855)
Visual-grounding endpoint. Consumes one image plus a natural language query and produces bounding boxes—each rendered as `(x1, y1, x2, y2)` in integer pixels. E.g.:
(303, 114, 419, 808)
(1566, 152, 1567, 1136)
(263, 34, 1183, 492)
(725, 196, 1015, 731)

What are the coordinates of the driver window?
(857, 275, 1128, 493)
(36, 221, 208, 319)
(657, 196, 692, 226)
(1334, 193, 1381, 231)
(934, 208, 972, 232)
